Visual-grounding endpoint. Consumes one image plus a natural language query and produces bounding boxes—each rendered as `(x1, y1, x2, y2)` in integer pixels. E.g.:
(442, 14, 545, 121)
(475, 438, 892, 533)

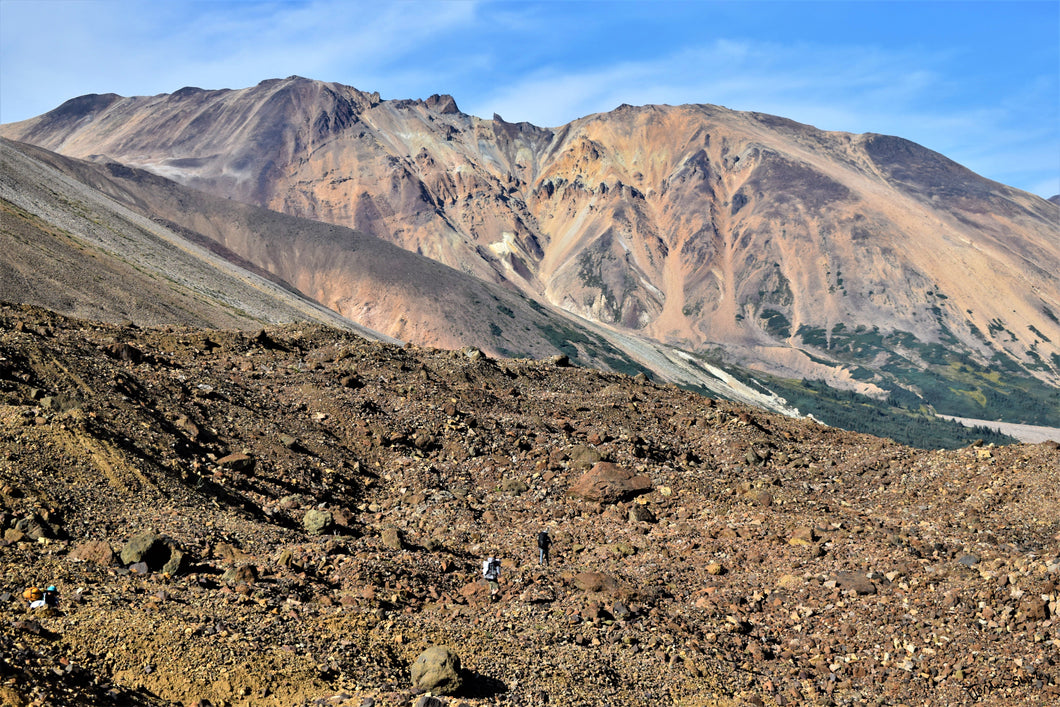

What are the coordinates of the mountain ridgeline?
(2, 77, 1058, 444)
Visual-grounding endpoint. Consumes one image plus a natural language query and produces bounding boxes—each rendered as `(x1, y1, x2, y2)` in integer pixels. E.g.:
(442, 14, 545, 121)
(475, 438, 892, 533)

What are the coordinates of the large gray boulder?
(120, 532, 185, 575)
(410, 645, 462, 695)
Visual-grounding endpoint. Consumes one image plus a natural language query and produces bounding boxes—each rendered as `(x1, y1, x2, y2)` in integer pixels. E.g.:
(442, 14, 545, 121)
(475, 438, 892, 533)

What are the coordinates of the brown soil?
(1, 302, 1057, 706)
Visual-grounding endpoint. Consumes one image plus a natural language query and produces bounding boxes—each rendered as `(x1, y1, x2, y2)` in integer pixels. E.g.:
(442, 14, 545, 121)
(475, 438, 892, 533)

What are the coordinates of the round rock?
(410, 645, 462, 695)
(303, 509, 334, 535)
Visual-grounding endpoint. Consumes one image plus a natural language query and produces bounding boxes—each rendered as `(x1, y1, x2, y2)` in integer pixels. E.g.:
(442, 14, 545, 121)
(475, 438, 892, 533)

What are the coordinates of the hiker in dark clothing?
(482, 556, 501, 600)
(537, 530, 552, 565)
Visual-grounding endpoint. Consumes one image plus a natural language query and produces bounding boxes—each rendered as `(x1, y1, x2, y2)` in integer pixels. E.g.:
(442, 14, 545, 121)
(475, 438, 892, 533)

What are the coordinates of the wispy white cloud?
(0, 0, 480, 121)
(467, 38, 1057, 196)
(1, 0, 1055, 196)
(468, 40, 948, 129)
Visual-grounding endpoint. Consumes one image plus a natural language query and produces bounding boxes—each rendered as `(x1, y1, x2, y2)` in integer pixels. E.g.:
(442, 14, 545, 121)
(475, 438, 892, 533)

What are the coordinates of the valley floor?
(938, 415, 1060, 444)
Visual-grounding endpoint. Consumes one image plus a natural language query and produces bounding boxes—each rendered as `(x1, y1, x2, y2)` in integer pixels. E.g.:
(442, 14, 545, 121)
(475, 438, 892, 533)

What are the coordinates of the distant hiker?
(482, 556, 501, 600)
(43, 585, 59, 608)
(537, 529, 552, 566)
(25, 585, 57, 610)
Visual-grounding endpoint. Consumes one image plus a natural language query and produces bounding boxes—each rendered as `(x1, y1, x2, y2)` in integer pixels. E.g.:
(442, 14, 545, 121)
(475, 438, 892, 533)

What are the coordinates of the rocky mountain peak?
(2, 78, 1058, 437)
(425, 93, 460, 114)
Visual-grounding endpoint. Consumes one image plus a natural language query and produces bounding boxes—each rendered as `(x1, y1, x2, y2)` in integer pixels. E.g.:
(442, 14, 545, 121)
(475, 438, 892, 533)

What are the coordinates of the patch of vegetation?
(757, 265, 793, 307)
(530, 316, 642, 377)
(1028, 324, 1051, 343)
(795, 324, 828, 348)
(987, 318, 1017, 341)
(793, 321, 1060, 428)
(576, 250, 617, 318)
(760, 375, 1018, 450)
(759, 309, 791, 338)
(849, 366, 875, 381)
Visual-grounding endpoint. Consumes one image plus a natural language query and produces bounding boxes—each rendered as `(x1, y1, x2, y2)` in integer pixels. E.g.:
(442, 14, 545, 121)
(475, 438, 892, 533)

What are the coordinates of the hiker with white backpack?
(482, 556, 501, 601)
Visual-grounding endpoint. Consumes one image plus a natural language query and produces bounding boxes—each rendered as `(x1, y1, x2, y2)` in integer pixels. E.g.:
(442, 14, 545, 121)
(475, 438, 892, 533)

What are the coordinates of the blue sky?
(1, 0, 1057, 197)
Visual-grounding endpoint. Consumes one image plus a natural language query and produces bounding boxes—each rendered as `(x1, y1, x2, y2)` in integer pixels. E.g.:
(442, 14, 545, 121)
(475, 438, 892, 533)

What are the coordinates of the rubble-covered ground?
(1, 302, 1057, 706)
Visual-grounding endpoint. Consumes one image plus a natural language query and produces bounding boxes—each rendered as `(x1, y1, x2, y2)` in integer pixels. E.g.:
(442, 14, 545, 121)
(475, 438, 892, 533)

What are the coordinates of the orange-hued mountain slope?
(3, 77, 1058, 424)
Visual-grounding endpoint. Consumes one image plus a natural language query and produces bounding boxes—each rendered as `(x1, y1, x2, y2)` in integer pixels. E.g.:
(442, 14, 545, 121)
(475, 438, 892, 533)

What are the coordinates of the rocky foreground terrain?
(0, 302, 1058, 706)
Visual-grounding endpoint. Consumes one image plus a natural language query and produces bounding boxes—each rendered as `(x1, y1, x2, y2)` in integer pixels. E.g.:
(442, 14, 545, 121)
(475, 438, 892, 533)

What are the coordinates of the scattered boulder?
(40, 393, 81, 413)
(211, 542, 250, 564)
(1018, 596, 1049, 621)
(415, 696, 447, 707)
(216, 452, 255, 474)
(500, 477, 528, 495)
(788, 526, 817, 546)
(120, 532, 185, 575)
(14, 513, 55, 541)
(339, 373, 364, 388)
(303, 509, 334, 535)
(628, 504, 656, 524)
(222, 564, 258, 584)
(410, 645, 462, 695)
(573, 571, 620, 594)
(381, 527, 405, 550)
(412, 432, 435, 450)
(569, 462, 651, 504)
(458, 580, 489, 604)
(581, 602, 609, 622)
(104, 342, 143, 363)
(278, 434, 308, 452)
(252, 329, 279, 349)
(69, 540, 115, 566)
(743, 488, 773, 507)
(834, 572, 877, 596)
(173, 414, 203, 442)
(568, 445, 603, 470)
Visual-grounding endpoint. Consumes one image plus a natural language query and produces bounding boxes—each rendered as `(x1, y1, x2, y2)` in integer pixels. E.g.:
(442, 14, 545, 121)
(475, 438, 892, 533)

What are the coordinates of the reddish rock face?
(68, 540, 116, 566)
(569, 461, 651, 503)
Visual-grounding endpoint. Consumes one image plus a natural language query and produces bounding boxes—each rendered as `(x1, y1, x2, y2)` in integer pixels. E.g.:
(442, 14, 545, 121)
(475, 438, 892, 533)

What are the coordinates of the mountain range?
(2, 76, 1058, 442)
